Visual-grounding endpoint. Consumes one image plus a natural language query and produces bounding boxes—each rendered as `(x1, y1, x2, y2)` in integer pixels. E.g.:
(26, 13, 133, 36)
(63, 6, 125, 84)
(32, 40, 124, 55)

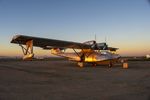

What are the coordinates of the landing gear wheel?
(80, 54, 85, 62)
(108, 61, 113, 68)
(77, 62, 84, 68)
(92, 63, 97, 67)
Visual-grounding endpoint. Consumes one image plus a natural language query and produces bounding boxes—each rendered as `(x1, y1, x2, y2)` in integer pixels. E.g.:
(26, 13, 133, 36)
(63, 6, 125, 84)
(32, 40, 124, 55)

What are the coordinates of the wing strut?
(18, 40, 34, 60)
(72, 48, 80, 58)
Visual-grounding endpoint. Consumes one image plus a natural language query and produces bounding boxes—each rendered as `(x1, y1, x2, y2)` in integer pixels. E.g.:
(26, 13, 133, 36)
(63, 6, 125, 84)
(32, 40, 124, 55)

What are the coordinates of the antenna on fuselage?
(105, 36, 107, 43)
(95, 34, 97, 42)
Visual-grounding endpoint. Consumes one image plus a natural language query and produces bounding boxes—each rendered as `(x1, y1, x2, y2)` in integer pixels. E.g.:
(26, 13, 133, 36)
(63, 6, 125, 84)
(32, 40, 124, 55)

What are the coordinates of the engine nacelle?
(83, 40, 108, 50)
(83, 40, 96, 45)
(96, 43, 108, 50)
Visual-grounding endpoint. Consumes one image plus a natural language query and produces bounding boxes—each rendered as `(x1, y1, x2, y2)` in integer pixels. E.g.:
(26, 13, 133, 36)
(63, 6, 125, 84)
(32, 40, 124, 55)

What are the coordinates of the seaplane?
(11, 35, 124, 67)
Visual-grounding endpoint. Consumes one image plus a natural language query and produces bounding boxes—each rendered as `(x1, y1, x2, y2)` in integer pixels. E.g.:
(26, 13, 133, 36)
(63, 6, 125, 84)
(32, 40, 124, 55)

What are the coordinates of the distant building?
(146, 55, 150, 59)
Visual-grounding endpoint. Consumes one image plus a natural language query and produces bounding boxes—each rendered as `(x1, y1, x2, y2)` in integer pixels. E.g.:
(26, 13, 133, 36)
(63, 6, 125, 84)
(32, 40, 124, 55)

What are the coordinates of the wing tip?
(11, 34, 22, 43)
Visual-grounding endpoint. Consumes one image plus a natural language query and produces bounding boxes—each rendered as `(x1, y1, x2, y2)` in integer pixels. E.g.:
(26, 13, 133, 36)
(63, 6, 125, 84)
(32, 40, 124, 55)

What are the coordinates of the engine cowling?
(96, 43, 108, 50)
(83, 40, 108, 50)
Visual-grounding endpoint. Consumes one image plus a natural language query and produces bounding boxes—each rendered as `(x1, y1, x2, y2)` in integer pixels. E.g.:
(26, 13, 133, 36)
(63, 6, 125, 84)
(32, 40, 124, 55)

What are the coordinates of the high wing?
(11, 35, 91, 49)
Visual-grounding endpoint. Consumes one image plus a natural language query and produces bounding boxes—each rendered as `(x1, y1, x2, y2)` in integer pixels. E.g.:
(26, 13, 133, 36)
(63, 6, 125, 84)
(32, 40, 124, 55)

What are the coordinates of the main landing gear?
(77, 53, 85, 67)
(77, 62, 84, 68)
(19, 40, 34, 60)
(108, 61, 113, 68)
(92, 63, 97, 67)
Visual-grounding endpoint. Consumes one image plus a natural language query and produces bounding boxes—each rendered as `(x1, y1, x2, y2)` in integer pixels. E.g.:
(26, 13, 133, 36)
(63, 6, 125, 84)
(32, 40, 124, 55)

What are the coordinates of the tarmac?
(0, 59, 150, 100)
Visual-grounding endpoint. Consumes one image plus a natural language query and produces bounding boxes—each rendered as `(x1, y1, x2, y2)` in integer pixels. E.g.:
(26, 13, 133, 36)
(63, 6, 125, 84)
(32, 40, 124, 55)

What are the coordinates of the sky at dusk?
(0, 0, 150, 57)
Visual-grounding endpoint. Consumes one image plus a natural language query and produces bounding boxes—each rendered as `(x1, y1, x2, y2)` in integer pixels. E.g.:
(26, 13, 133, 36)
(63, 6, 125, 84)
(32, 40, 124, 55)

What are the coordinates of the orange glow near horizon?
(111, 40, 150, 56)
(0, 46, 52, 57)
(0, 46, 149, 57)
